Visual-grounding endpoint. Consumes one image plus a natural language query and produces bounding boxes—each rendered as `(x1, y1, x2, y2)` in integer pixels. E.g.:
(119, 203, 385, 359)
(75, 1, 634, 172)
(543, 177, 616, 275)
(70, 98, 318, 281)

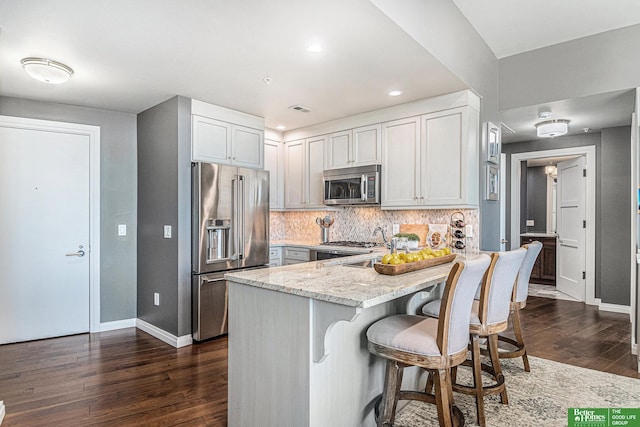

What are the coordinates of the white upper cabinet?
(264, 139, 284, 210)
(191, 100, 265, 168)
(284, 136, 326, 209)
(381, 106, 478, 209)
(325, 124, 381, 169)
(381, 117, 421, 207)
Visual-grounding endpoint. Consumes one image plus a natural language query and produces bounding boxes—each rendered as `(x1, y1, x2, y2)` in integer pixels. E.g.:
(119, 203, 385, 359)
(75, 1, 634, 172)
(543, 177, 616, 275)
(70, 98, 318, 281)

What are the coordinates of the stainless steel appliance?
(192, 162, 269, 341)
(310, 241, 380, 260)
(323, 164, 381, 206)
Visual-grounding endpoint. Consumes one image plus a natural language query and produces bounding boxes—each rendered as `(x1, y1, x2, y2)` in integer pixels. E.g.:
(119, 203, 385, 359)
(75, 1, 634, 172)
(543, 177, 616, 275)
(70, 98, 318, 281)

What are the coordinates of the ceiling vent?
(289, 104, 312, 113)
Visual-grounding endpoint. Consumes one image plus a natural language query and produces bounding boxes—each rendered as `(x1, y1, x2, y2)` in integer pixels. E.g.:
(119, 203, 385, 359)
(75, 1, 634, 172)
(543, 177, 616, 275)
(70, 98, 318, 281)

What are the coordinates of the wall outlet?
(154, 292, 160, 306)
(392, 224, 400, 235)
(465, 224, 474, 238)
(117, 224, 127, 236)
(526, 220, 535, 227)
(163, 225, 172, 238)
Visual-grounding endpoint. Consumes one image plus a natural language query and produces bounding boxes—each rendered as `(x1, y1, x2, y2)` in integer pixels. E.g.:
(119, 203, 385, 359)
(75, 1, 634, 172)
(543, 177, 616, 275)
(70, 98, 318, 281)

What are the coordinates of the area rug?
(394, 356, 640, 426)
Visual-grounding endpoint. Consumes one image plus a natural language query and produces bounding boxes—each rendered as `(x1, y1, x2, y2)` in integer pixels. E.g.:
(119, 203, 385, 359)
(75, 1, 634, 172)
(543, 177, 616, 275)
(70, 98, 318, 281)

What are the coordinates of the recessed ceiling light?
(21, 57, 74, 84)
(263, 77, 273, 85)
(276, 125, 286, 130)
(388, 90, 403, 97)
(306, 42, 324, 53)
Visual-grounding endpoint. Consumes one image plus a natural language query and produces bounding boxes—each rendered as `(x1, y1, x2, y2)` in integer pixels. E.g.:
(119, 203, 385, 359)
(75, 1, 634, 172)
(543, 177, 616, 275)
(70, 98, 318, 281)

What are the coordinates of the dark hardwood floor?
(0, 296, 637, 426)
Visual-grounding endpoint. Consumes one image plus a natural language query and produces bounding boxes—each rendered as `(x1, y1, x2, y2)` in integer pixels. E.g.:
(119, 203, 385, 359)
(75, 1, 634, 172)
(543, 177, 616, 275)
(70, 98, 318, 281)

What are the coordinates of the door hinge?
(582, 271, 586, 280)
(583, 168, 586, 177)
(583, 220, 586, 228)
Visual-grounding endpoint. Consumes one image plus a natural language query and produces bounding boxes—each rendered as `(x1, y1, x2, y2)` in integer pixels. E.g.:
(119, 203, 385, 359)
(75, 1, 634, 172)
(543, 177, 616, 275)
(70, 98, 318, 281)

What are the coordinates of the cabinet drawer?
(283, 247, 310, 261)
(284, 258, 306, 265)
(269, 247, 282, 259)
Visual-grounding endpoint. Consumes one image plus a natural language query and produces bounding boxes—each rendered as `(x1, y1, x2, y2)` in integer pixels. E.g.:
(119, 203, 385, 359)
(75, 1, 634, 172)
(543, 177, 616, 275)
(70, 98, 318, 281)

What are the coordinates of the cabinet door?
(306, 135, 326, 208)
(264, 140, 283, 210)
(326, 131, 352, 169)
(421, 108, 465, 206)
(232, 125, 264, 169)
(540, 238, 557, 282)
(284, 140, 306, 209)
(192, 115, 231, 163)
(381, 117, 420, 207)
(353, 124, 381, 166)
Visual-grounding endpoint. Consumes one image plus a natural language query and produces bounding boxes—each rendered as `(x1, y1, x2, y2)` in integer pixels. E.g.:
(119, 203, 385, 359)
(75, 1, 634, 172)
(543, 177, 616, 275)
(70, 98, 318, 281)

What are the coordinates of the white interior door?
(0, 126, 90, 343)
(556, 156, 586, 301)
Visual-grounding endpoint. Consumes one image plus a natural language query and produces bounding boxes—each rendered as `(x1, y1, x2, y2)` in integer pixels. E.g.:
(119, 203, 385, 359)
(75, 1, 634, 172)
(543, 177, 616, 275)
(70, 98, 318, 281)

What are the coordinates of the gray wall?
(599, 126, 632, 305)
(0, 96, 137, 322)
(137, 96, 192, 337)
(499, 24, 640, 110)
(369, 0, 501, 249)
(502, 128, 632, 305)
(525, 166, 548, 233)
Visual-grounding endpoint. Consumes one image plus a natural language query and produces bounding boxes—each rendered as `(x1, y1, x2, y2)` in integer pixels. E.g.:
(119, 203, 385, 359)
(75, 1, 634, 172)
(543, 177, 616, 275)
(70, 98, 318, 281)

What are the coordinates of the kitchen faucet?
(373, 226, 395, 252)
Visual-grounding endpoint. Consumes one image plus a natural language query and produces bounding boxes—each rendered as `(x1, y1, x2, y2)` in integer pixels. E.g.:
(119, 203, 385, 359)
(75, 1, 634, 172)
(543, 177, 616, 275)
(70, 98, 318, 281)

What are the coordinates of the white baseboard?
(1, 400, 5, 425)
(135, 319, 193, 348)
(632, 342, 637, 355)
(598, 302, 631, 315)
(99, 318, 136, 332)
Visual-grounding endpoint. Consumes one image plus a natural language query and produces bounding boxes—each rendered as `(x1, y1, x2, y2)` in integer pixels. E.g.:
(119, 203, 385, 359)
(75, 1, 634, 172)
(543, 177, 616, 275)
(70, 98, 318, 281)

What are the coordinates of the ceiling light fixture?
(306, 42, 324, 53)
(544, 165, 557, 176)
(388, 90, 403, 97)
(537, 111, 552, 120)
(263, 77, 273, 85)
(276, 125, 286, 130)
(21, 57, 74, 84)
(535, 119, 570, 138)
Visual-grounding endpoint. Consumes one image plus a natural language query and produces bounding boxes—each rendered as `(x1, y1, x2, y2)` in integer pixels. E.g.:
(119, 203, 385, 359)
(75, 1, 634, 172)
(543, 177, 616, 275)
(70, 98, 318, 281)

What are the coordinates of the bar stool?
(496, 241, 542, 371)
(422, 248, 526, 427)
(366, 255, 491, 427)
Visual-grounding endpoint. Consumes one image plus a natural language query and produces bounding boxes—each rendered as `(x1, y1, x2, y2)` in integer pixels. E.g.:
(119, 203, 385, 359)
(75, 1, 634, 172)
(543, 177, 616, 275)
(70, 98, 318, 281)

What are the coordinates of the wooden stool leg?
(512, 307, 530, 372)
(434, 368, 453, 427)
(425, 370, 434, 393)
(378, 360, 404, 427)
(488, 334, 508, 404)
(470, 334, 486, 427)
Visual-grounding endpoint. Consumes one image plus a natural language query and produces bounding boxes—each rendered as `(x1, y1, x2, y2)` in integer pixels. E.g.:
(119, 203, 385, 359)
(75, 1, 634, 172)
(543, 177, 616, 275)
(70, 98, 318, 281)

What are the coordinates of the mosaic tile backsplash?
(270, 207, 479, 251)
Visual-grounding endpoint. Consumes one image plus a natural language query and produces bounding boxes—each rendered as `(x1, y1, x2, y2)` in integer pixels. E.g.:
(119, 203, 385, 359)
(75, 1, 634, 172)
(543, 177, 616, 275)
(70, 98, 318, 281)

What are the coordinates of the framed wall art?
(486, 121, 500, 164)
(486, 164, 499, 201)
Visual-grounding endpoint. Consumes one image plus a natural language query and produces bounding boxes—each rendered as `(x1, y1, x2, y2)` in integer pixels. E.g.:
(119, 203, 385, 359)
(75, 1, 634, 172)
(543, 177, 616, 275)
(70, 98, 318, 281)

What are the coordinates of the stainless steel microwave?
(323, 164, 381, 206)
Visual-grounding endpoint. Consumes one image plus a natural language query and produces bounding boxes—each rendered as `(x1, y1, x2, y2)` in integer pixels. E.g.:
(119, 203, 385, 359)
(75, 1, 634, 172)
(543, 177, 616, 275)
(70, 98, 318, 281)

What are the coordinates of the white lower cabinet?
(284, 136, 325, 209)
(283, 247, 310, 265)
(381, 106, 478, 209)
(268, 247, 282, 267)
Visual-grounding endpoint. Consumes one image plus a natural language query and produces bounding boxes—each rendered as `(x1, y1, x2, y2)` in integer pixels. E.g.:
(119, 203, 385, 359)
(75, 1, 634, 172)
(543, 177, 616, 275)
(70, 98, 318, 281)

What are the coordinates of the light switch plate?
(392, 224, 400, 235)
(163, 225, 172, 239)
(465, 224, 473, 238)
(117, 224, 127, 236)
(526, 220, 535, 227)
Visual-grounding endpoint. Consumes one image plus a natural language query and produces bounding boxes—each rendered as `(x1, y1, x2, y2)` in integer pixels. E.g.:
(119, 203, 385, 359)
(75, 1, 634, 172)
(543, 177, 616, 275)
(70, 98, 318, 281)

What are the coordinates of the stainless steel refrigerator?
(192, 162, 269, 341)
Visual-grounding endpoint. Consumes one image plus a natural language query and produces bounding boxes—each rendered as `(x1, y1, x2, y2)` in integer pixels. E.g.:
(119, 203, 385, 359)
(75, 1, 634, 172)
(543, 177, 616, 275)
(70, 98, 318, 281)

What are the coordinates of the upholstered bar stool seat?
(422, 249, 527, 427)
(496, 241, 542, 371)
(367, 255, 491, 427)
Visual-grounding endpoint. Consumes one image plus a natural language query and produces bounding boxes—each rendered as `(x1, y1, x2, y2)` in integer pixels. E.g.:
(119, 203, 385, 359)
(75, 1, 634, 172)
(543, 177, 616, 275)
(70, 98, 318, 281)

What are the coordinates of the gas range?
(321, 241, 381, 248)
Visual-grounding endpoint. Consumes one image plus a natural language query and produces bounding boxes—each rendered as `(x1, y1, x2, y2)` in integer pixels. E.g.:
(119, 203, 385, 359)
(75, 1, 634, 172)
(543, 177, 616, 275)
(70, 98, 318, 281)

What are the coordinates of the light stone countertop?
(270, 239, 384, 254)
(225, 252, 456, 309)
(520, 232, 557, 238)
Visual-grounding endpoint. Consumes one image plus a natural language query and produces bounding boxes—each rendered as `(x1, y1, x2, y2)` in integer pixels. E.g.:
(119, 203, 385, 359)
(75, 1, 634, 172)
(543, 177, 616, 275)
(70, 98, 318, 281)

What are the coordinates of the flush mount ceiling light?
(276, 125, 286, 130)
(21, 57, 74, 84)
(306, 41, 324, 53)
(388, 90, 403, 97)
(535, 119, 569, 138)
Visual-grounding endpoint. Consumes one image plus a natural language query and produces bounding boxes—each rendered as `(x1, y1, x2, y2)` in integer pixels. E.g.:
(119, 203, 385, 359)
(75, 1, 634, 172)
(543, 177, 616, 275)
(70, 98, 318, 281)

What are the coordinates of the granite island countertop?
(225, 252, 456, 309)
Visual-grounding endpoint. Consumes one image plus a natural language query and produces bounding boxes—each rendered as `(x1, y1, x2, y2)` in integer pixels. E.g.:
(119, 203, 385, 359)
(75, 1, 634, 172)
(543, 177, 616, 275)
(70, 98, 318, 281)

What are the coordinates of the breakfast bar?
(225, 254, 457, 427)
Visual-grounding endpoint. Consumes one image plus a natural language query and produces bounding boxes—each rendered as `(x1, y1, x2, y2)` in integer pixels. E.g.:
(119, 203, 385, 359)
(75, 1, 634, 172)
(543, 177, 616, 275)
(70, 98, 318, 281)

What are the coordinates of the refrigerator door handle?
(230, 176, 239, 261)
(239, 175, 245, 260)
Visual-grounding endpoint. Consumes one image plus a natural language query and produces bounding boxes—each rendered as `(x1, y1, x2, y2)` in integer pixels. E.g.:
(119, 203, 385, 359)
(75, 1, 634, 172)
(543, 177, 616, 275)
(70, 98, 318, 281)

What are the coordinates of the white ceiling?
(453, 0, 640, 58)
(0, 0, 466, 131)
(1, 1, 639, 135)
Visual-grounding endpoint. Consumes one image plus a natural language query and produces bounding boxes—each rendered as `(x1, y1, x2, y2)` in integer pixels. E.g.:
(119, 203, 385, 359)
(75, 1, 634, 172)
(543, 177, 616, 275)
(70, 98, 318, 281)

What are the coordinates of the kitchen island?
(225, 254, 457, 427)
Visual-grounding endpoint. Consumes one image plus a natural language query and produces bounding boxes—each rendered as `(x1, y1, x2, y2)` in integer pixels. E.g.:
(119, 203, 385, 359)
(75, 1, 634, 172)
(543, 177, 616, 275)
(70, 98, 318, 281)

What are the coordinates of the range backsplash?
(270, 207, 479, 251)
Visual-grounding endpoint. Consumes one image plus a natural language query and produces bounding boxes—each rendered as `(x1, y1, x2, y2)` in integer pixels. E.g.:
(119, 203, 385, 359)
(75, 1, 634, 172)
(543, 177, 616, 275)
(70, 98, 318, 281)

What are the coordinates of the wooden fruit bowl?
(373, 253, 456, 276)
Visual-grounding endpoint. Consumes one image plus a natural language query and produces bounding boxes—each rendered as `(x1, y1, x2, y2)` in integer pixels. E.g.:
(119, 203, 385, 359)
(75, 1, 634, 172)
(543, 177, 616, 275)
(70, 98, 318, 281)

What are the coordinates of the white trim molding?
(0, 115, 101, 333)
(136, 319, 193, 348)
(598, 302, 631, 315)
(510, 146, 596, 305)
(99, 318, 136, 332)
(0, 400, 5, 425)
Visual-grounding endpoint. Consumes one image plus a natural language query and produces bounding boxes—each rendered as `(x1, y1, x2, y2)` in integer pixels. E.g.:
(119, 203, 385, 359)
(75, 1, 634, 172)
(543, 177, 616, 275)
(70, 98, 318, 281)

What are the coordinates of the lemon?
(443, 247, 451, 255)
(381, 254, 392, 264)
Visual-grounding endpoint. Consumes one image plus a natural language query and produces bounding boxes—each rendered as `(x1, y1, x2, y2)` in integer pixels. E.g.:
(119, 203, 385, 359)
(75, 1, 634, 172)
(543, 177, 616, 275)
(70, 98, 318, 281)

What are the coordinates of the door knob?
(66, 245, 85, 257)
(500, 239, 509, 244)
